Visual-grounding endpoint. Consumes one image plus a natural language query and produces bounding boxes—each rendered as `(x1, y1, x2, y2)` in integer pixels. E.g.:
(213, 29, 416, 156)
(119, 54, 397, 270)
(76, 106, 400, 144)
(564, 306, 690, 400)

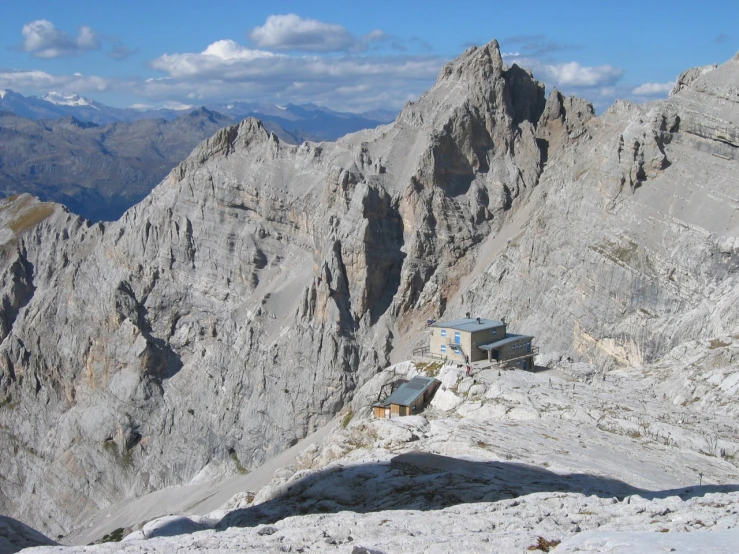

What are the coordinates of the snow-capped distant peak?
(0, 90, 7, 99)
(275, 105, 287, 110)
(42, 91, 99, 109)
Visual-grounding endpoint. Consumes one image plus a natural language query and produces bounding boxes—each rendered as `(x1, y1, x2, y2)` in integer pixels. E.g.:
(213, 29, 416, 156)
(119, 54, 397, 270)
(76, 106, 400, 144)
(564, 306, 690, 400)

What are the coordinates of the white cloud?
(503, 52, 624, 89)
(249, 14, 355, 52)
(540, 61, 624, 88)
(139, 40, 447, 112)
(150, 40, 442, 83)
(0, 69, 110, 93)
(248, 14, 391, 53)
(632, 82, 674, 96)
(150, 40, 279, 78)
(21, 19, 100, 58)
(7, 15, 437, 111)
(162, 101, 194, 110)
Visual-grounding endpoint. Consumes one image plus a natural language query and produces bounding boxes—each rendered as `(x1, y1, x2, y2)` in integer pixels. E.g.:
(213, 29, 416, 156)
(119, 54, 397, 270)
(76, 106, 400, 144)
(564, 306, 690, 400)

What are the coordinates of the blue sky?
(0, 0, 736, 112)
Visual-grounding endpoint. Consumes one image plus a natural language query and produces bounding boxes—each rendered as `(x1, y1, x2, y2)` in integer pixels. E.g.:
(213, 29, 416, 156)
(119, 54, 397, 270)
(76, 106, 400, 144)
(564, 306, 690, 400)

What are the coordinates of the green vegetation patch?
(98, 527, 125, 544)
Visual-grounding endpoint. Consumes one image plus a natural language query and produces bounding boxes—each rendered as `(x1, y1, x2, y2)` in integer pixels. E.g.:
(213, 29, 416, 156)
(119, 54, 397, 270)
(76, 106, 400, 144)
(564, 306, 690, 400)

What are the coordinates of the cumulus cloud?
(21, 19, 100, 58)
(541, 61, 624, 87)
(0, 69, 110, 92)
(149, 39, 442, 82)
(248, 13, 389, 53)
(500, 50, 632, 113)
(141, 37, 447, 111)
(503, 51, 624, 89)
(249, 14, 355, 52)
(150, 40, 279, 78)
(632, 82, 674, 96)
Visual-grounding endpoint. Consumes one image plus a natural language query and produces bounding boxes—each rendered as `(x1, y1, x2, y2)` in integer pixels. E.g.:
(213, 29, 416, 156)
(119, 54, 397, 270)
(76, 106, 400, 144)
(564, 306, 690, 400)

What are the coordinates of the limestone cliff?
(455, 52, 739, 367)
(0, 41, 737, 538)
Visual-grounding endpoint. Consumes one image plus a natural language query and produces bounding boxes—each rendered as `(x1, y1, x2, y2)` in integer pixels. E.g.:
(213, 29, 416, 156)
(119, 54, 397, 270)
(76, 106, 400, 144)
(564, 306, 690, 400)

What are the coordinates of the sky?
(0, 0, 736, 113)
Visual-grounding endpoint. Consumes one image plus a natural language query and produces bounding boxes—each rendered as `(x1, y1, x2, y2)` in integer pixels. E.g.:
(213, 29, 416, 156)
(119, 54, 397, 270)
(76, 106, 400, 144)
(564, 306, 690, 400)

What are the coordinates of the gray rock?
(0, 40, 737, 542)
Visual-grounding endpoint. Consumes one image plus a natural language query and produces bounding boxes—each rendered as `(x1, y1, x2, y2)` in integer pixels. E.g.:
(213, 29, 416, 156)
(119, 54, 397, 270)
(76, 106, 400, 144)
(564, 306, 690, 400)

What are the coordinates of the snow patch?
(42, 91, 98, 109)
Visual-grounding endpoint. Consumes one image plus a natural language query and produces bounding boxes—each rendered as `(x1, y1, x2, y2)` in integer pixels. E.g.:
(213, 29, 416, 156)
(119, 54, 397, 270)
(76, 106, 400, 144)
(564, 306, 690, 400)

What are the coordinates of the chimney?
(476, 317, 481, 324)
(466, 312, 471, 319)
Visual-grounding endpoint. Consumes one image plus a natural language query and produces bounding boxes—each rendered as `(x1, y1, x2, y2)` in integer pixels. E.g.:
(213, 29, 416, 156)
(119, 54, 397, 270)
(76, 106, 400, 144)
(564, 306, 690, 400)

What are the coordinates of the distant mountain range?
(0, 108, 234, 221)
(0, 89, 189, 124)
(0, 90, 398, 221)
(0, 89, 397, 141)
(209, 101, 397, 142)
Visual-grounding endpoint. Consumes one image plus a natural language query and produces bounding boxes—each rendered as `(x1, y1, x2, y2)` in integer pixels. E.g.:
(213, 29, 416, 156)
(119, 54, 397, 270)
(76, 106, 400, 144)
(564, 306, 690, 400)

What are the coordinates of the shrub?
(528, 536, 561, 552)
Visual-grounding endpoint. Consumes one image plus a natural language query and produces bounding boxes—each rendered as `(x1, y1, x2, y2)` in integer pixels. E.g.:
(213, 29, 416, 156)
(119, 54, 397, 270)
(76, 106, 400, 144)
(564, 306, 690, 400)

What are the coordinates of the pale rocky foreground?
(22, 337, 739, 553)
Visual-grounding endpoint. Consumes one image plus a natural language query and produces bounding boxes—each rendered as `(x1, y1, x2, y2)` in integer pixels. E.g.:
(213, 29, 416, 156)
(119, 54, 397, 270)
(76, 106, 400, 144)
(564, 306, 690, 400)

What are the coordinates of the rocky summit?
(0, 40, 737, 551)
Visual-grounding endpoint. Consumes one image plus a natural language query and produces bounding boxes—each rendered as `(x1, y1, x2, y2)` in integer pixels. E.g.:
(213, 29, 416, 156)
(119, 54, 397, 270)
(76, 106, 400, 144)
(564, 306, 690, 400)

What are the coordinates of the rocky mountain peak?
(58, 115, 99, 129)
(419, 38, 545, 134)
(670, 63, 717, 95)
(436, 39, 505, 84)
(168, 116, 279, 181)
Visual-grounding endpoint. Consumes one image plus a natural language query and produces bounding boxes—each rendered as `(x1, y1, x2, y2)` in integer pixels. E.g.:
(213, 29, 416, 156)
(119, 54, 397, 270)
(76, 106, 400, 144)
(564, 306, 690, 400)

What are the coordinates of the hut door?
(399, 406, 407, 416)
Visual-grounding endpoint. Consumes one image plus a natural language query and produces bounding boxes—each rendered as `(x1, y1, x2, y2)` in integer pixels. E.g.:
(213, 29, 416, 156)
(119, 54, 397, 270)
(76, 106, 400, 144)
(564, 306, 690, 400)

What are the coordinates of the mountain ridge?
(0, 88, 397, 138)
(0, 39, 737, 542)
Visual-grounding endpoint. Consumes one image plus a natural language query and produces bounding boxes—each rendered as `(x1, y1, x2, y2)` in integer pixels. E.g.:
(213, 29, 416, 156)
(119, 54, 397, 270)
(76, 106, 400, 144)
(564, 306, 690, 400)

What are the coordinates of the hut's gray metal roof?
(478, 333, 534, 350)
(430, 317, 505, 333)
(378, 376, 437, 407)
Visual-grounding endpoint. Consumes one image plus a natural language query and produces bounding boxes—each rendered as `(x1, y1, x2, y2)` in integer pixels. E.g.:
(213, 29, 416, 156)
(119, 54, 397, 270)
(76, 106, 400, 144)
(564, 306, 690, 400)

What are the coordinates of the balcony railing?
(412, 345, 540, 367)
(495, 346, 539, 367)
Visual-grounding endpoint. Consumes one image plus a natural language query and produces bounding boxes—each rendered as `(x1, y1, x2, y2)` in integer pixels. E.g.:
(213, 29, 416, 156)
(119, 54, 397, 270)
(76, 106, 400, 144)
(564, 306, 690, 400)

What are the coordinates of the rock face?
(0, 40, 737, 539)
(453, 52, 739, 368)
